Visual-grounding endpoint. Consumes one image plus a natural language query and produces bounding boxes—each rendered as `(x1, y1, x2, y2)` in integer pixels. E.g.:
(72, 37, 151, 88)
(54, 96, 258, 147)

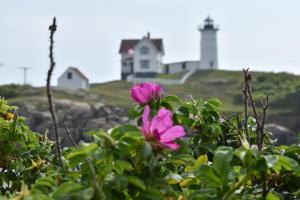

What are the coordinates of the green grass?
(88, 70, 300, 115)
(157, 71, 188, 79)
(1, 70, 300, 116)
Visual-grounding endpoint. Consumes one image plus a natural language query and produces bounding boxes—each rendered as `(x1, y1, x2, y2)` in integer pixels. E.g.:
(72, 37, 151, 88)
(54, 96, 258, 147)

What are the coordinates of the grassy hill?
(89, 70, 300, 114)
(1, 70, 300, 128)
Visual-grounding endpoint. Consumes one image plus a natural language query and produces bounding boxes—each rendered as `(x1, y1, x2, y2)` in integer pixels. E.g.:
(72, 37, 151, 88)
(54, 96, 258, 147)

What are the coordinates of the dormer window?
(67, 72, 72, 80)
(140, 46, 150, 55)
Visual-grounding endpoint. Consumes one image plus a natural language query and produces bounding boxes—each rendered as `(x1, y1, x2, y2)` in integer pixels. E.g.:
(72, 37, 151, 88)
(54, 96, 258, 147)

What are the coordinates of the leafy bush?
(1, 82, 300, 200)
(270, 88, 300, 111)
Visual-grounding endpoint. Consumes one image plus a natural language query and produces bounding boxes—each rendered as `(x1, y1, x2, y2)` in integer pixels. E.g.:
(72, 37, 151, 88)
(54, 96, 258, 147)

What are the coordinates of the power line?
(20, 66, 30, 85)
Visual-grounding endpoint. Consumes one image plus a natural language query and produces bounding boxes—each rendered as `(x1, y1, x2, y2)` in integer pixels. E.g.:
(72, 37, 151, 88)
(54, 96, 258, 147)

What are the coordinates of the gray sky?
(0, 0, 300, 86)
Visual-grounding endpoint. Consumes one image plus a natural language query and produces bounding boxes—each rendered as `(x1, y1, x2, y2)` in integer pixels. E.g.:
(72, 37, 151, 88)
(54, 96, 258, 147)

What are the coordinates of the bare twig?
(64, 121, 77, 147)
(46, 17, 62, 166)
(243, 69, 269, 152)
(243, 68, 250, 143)
(259, 96, 269, 150)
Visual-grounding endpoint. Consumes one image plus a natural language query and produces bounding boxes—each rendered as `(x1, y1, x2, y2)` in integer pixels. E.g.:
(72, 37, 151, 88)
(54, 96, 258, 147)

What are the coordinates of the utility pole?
(20, 66, 30, 85)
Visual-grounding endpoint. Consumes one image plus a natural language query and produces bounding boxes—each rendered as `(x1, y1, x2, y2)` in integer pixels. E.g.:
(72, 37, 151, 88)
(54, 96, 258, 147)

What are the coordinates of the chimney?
(147, 32, 150, 39)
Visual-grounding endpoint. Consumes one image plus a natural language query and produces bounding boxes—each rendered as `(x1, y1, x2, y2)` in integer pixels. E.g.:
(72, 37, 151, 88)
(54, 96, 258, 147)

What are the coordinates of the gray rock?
(265, 123, 297, 145)
(85, 117, 107, 129)
(17, 98, 130, 147)
(93, 102, 105, 110)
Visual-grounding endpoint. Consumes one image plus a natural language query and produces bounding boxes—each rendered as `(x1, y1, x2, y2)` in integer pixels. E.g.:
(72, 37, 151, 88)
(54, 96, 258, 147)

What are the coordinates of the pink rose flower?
(142, 105, 185, 150)
(131, 82, 162, 105)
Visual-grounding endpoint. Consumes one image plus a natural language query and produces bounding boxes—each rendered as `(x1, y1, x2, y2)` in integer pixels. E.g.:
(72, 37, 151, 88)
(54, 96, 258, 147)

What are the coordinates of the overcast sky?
(0, 0, 300, 86)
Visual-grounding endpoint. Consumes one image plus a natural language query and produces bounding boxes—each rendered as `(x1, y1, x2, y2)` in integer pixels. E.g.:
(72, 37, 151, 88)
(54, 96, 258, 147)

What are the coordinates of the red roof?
(119, 39, 164, 54)
(69, 67, 89, 81)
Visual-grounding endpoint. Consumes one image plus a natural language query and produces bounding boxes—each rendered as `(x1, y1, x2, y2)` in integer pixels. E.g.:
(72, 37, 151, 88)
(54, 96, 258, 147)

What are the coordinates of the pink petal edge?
(150, 108, 173, 134)
(162, 142, 180, 150)
(142, 105, 151, 136)
(159, 125, 185, 143)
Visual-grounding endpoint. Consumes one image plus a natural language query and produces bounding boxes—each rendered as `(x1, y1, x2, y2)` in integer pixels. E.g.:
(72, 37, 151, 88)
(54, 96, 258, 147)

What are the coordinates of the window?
(182, 62, 186, 70)
(130, 62, 134, 72)
(165, 65, 169, 74)
(140, 59, 150, 69)
(210, 61, 214, 68)
(140, 46, 150, 55)
(67, 72, 72, 80)
(122, 62, 127, 67)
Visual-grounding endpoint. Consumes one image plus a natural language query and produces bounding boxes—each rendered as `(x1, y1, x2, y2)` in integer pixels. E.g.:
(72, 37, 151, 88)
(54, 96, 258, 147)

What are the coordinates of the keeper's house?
(119, 16, 219, 82)
(57, 67, 89, 91)
(119, 33, 164, 80)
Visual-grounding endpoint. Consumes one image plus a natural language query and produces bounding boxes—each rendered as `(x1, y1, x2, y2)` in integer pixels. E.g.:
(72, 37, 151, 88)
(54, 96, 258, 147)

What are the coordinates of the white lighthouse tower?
(199, 16, 219, 69)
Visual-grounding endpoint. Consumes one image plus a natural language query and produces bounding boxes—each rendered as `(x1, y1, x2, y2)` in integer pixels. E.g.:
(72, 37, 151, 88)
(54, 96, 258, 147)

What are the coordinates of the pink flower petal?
(150, 108, 173, 135)
(130, 82, 163, 105)
(159, 125, 185, 143)
(161, 142, 180, 150)
(144, 82, 163, 99)
(131, 85, 150, 105)
(142, 105, 151, 137)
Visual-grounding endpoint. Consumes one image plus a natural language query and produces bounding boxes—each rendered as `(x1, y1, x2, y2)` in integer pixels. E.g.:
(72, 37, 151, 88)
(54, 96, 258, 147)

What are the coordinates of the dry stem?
(47, 17, 62, 166)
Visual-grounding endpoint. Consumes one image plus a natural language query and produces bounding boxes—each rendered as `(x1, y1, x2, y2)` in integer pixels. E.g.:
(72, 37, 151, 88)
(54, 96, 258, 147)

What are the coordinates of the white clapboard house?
(119, 33, 165, 80)
(119, 16, 219, 82)
(57, 67, 89, 91)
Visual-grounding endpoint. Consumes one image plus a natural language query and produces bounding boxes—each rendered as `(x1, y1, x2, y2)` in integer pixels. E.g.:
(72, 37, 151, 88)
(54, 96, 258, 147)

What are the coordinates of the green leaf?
(32, 177, 56, 193)
(114, 160, 133, 174)
(213, 146, 233, 180)
(194, 154, 208, 168)
(265, 155, 279, 169)
(197, 165, 221, 187)
(266, 191, 280, 200)
(165, 173, 183, 184)
(178, 106, 190, 117)
(111, 124, 140, 139)
(115, 176, 128, 192)
(127, 176, 146, 190)
(86, 129, 115, 146)
(207, 98, 221, 107)
(278, 156, 299, 171)
(66, 151, 87, 168)
(66, 143, 98, 168)
(140, 187, 164, 200)
(161, 95, 181, 109)
(52, 182, 94, 200)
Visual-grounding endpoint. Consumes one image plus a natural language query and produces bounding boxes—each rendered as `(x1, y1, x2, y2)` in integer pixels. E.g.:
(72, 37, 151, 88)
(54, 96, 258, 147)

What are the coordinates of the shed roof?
(69, 67, 89, 81)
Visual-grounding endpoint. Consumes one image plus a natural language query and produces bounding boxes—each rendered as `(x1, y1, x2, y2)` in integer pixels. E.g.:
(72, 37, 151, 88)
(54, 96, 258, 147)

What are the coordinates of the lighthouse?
(199, 16, 219, 69)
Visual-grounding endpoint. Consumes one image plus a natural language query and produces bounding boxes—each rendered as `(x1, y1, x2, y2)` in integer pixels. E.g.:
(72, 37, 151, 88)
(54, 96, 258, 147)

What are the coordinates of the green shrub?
(1, 84, 300, 199)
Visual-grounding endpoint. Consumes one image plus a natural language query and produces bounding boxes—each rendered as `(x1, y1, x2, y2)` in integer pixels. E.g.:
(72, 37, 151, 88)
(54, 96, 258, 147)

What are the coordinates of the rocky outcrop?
(17, 98, 298, 146)
(265, 123, 297, 145)
(18, 99, 129, 146)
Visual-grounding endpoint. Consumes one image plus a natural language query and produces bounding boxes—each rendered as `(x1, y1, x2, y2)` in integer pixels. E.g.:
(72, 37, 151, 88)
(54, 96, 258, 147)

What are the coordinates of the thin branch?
(64, 121, 77, 147)
(243, 69, 262, 150)
(259, 96, 269, 150)
(242, 69, 270, 197)
(245, 71, 259, 126)
(243, 69, 250, 143)
(46, 17, 62, 166)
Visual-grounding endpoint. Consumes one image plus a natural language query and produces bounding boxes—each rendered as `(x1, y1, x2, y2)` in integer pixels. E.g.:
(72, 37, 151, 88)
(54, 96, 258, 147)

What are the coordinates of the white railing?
(127, 69, 197, 85)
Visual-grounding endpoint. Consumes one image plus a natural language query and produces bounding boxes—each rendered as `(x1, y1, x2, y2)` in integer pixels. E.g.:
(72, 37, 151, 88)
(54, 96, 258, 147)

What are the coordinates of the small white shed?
(57, 67, 89, 91)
